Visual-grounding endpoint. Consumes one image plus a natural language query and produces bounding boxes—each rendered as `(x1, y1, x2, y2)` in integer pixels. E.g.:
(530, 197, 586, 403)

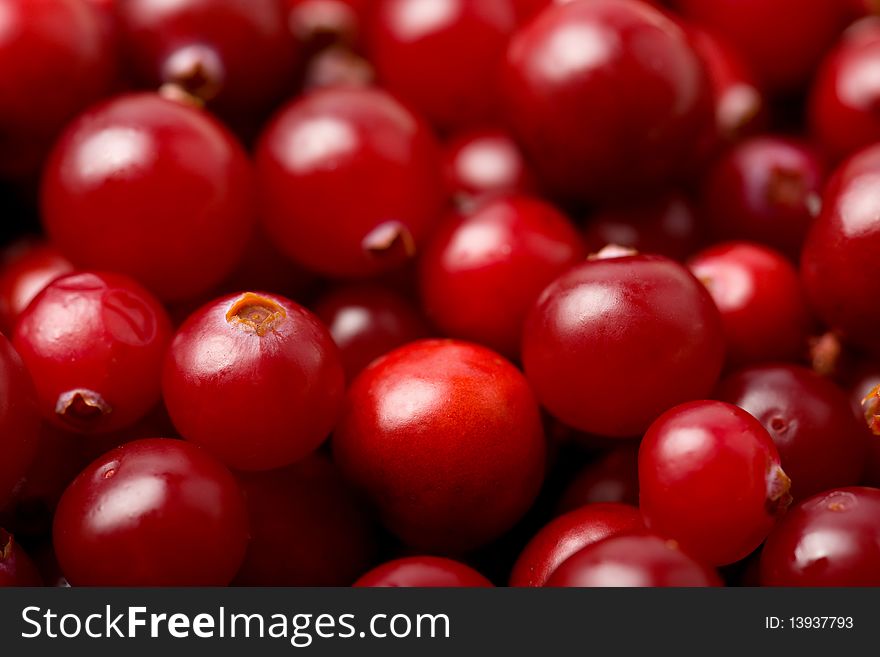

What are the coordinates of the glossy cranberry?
(334, 340, 545, 553)
(13, 272, 172, 434)
(509, 503, 644, 587)
(0, 335, 39, 509)
(164, 291, 344, 471)
(502, 0, 712, 202)
(673, 0, 849, 94)
(688, 242, 813, 367)
(848, 365, 880, 486)
(256, 87, 446, 278)
(522, 254, 725, 437)
(0, 240, 74, 334)
(701, 137, 826, 258)
(313, 284, 429, 382)
(420, 195, 584, 358)
(557, 446, 640, 513)
(640, 400, 791, 566)
(717, 365, 868, 501)
(583, 192, 704, 262)
(0, 0, 116, 179)
(54, 438, 249, 586)
(354, 556, 493, 587)
(442, 128, 537, 203)
(117, 0, 297, 117)
(41, 93, 255, 302)
(761, 487, 880, 586)
(547, 533, 721, 587)
(0, 529, 41, 587)
(234, 454, 377, 586)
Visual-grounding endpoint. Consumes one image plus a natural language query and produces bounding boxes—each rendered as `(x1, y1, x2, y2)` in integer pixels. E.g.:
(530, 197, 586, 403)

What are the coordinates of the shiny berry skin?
(313, 284, 429, 383)
(233, 454, 377, 587)
(442, 128, 537, 203)
(502, 0, 713, 203)
(163, 291, 345, 471)
(41, 93, 256, 302)
(760, 487, 880, 586)
(546, 533, 722, 587)
(0, 529, 41, 587)
(0, 240, 73, 334)
(0, 335, 39, 509)
(354, 556, 493, 587)
(687, 242, 813, 367)
(333, 340, 546, 553)
(256, 87, 446, 278)
(557, 446, 640, 513)
(716, 365, 868, 501)
(522, 254, 725, 437)
(13, 272, 172, 434)
(639, 400, 791, 566)
(509, 503, 644, 587)
(701, 136, 826, 259)
(53, 438, 249, 587)
(419, 195, 584, 358)
(0, 0, 116, 179)
(117, 0, 297, 118)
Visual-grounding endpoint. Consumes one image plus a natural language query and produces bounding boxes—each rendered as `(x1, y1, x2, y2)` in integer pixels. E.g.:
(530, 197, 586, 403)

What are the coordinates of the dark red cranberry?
(522, 253, 725, 437)
(701, 136, 826, 258)
(163, 291, 345, 471)
(234, 454, 377, 587)
(557, 446, 640, 513)
(288, 0, 366, 52)
(41, 93, 256, 302)
(333, 340, 546, 553)
(442, 128, 537, 203)
(256, 87, 446, 278)
(509, 503, 644, 587)
(760, 487, 880, 586)
(54, 438, 249, 586)
(354, 556, 493, 587)
(688, 242, 813, 367)
(639, 400, 791, 566)
(848, 365, 880, 486)
(0, 334, 39, 509)
(313, 284, 429, 383)
(0, 529, 41, 587)
(0, 240, 74, 335)
(716, 365, 868, 501)
(13, 272, 172, 434)
(420, 195, 584, 358)
(502, 0, 712, 202)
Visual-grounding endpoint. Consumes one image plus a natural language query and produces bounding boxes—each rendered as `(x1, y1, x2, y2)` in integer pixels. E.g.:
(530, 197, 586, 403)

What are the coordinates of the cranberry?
(717, 365, 868, 501)
(54, 438, 249, 586)
(0, 239, 73, 335)
(419, 195, 584, 358)
(760, 487, 880, 586)
(701, 136, 826, 259)
(313, 284, 430, 383)
(687, 242, 813, 367)
(13, 272, 172, 434)
(639, 400, 791, 566)
(41, 93, 256, 302)
(849, 365, 880, 486)
(442, 128, 537, 203)
(502, 0, 712, 202)
(0, 334, 39, 509)
(354, 556, 493, 587)
(509, 503, 644, 587)
(301, 47, 375, 91)
(0, 529, 41, 587)
(163, 291, 344, 471)
(333, 340, 545, 553)
(234, 454, 377, 587)
(256, 87, 446, 277)
(522, 254, 725, 437)
(557, 446, 640, 513)
(288, 0, 366, 52)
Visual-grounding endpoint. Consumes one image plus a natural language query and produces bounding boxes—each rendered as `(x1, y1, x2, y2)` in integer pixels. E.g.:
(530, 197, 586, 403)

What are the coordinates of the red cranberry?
(0, 334, 39, 509)
(13, 272, 172, 434)
(54, 438, 249, 586)
(354, 556, 493, 587)
(0, 240, 73, 335)
(163, 291, 344, 471)
(0, 529, 41, 587)
(717, 365, 868, 501)
(687, 242, 813, 367)
(233, 454, 378, 587)
(419, 195, 584, 358)
(557, 446, 640, 513)
(849, 365, 880, 486)
(333, 340, 546, 553)
(442, 128, 537, 203)
(502, 0, 712, 202)
(313, 284, 429, 383)
(639, 400, 791, 566)
(522, 254, 725, 437)
(41, 93, 256, 302)
(256, 87, 446, 277)
(509, 503, 644, 587)
(288, 0, 366, 52)
(301, 47, 375, 91)
(546, 533, 722, 587)
(760, 487, 880, 586)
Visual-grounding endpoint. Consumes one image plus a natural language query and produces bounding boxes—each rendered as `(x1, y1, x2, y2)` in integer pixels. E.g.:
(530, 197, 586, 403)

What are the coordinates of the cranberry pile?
(2, 0, 880, 589)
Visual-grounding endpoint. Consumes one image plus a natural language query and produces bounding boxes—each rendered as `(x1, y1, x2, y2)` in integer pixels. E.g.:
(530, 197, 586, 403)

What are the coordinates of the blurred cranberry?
(0, 240, 74, 334)
(0, 529, 41, 586)
(443, 128, 537, 203)
(557, 446, 640, 513)
(355, 556, 493, 587)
